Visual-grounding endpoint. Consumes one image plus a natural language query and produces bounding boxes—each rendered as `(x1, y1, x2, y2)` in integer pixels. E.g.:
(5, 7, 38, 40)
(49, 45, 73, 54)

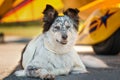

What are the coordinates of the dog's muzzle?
(56, 39, 68, 45)
(62, 35, 68, 40)
(56, 34, 68, 45)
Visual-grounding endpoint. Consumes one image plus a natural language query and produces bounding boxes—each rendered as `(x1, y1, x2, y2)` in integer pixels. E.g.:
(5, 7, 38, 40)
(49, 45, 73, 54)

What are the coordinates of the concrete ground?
(0, 36, 120, 80)
(0, 36, 26, 79)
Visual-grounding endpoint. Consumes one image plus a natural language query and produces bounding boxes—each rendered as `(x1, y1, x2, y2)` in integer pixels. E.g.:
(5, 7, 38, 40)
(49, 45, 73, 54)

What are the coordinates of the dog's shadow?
(3, 64, 67, 80)
(2, 64, 83, 80)
(3, 65, 43, 80)
(3, 64, 85, 80)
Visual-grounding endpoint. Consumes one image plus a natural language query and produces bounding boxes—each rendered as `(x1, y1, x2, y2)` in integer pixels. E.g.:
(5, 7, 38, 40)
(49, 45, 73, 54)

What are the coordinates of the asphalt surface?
(1, 36, 120, 80)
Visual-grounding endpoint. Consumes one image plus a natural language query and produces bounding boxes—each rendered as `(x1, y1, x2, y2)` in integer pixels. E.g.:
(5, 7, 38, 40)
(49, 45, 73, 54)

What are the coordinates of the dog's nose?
(62, 35, 68, 40)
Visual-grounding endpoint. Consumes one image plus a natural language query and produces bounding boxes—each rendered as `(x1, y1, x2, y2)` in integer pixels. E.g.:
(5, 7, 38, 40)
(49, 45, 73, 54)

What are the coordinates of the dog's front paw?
(26, 66, 39, 77)
(14, 70, 26, 77)
(35, 69, 55, 79)
(27, 66, 38, 70)
(43, 74, 55, 80)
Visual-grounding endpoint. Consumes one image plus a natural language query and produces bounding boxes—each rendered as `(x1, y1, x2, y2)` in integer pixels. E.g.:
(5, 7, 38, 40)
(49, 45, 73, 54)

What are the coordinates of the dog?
(15, 4, 108, 79)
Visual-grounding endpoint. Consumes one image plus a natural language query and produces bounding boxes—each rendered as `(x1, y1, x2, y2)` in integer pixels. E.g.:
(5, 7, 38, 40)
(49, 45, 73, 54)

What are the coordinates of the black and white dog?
(15, 5, 108, 79)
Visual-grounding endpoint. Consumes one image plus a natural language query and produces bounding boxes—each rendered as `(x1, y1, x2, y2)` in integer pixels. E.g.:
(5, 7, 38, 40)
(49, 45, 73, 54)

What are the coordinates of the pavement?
(0, 36, 26, 79)
(0, 36, 120, 80)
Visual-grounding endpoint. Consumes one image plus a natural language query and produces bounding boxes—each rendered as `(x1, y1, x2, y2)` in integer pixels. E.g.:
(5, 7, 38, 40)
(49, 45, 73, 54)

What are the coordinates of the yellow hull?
(1, 0, 63, 22)
(77, 7, 120, 45)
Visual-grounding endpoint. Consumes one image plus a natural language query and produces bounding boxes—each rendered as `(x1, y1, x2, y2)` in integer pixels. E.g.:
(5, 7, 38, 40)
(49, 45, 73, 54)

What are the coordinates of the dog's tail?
(80, 55, 108, 68)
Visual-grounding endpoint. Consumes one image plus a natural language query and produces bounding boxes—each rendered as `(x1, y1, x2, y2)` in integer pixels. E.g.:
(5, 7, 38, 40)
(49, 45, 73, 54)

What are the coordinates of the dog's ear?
(42, 4, 58, 33)
(63, 8, 80, 30)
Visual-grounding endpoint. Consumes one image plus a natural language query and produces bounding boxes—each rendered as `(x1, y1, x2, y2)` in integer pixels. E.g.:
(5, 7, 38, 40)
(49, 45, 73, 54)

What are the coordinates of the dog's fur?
(14, 5, 108, 79)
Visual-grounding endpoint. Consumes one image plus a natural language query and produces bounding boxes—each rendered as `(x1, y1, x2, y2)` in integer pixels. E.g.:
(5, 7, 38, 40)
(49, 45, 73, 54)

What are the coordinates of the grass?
(0, 21, 43, 37)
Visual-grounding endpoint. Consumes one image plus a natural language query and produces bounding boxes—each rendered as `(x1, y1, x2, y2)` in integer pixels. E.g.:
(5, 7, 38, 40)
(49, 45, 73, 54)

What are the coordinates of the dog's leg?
(71, 66, 88, 74)
(26, 66, 55, 79)
(71, 53, 88, 74)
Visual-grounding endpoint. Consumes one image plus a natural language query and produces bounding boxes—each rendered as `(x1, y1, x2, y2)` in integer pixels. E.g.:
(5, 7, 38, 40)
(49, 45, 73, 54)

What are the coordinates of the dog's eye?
(66, 26, 70, 29)
(54, 26, 60, 30)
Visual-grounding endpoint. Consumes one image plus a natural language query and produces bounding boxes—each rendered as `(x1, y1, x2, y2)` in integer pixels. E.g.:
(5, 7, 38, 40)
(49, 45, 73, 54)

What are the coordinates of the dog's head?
(43, 5, 79, 45)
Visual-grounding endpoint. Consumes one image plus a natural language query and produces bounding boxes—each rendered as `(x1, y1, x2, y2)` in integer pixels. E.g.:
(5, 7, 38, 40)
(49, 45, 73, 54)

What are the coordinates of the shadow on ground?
(3, 54, 120, 80)
(7, 38, 31, 43)
(8, 38, 31, 43)
(3, 38, 31, 44)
